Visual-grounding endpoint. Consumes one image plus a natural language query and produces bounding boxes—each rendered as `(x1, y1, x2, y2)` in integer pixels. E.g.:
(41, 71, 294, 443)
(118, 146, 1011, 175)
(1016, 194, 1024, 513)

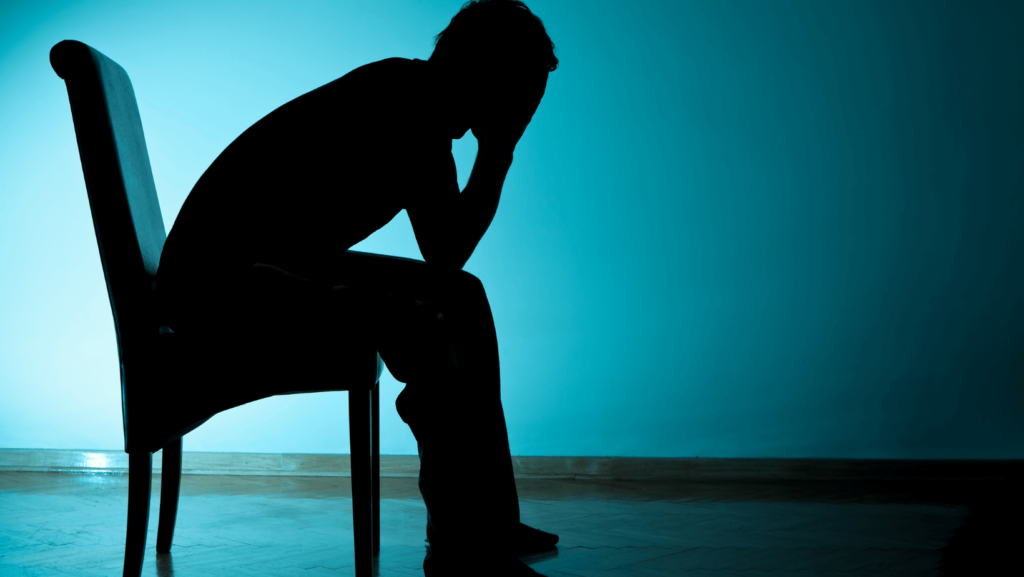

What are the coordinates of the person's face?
(431, 58, 548, 141)
(474, 65, 548, 134)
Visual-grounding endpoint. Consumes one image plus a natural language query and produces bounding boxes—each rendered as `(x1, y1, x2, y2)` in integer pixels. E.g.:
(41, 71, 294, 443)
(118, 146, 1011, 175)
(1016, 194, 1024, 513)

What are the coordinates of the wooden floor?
(0, 471, 1016, 576)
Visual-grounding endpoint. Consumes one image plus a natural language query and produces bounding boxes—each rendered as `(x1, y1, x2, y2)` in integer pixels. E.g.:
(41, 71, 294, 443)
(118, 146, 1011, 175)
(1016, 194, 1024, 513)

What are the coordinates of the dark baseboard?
(1, 449, 1021, 482)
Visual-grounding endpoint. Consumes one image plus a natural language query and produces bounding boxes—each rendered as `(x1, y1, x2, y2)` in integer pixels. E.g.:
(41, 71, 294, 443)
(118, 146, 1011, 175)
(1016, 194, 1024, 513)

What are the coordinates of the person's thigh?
(163, 253, 473, 363)
(328, 251, 480, 304)
(160, 252, 495, 403)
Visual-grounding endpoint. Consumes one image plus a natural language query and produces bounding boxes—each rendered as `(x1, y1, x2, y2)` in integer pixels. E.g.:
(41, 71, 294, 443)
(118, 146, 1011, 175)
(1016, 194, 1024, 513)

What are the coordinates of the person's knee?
(444, 269, 485, 299)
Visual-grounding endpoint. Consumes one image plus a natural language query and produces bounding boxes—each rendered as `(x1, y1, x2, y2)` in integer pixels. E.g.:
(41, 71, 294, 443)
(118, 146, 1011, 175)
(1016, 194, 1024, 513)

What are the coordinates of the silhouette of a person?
(156, 1, 559, 575)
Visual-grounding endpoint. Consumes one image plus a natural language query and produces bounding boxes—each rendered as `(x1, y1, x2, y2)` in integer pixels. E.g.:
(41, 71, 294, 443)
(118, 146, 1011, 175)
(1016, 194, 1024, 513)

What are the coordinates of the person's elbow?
(409, 204, 475, 270)
(418, 236, 469, 271)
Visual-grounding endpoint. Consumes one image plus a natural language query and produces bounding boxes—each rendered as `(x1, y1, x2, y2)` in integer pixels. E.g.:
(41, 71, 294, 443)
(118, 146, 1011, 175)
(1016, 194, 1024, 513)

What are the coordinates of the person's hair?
(431, 0, 558, 73)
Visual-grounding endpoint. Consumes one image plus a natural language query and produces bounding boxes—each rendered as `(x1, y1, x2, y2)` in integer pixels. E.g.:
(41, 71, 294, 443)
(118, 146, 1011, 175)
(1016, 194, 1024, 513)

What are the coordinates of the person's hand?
(471, 86, 542, 155)
(471, 109, 531, 156)
(470, 66, 547, 156)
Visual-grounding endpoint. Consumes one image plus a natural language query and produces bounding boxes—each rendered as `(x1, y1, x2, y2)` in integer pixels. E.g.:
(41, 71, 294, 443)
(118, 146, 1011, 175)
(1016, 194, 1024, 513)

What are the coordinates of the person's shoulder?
(310, 57, 420, 104)
(340, 57, 420, 82)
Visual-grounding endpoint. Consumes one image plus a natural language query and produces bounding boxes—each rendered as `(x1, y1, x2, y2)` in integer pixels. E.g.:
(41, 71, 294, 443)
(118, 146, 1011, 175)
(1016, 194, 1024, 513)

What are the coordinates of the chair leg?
(349, 389, 372, 577)
(124, 450, 153, 577)
(156, 436, 183, 553)
(371, 384, 380, 557)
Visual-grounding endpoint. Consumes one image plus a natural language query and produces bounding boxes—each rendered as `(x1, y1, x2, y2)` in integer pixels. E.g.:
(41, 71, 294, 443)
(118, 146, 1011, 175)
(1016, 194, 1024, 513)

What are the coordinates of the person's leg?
(386, 270, 521, 567)
(339, 254, 521, 563)
(160, 253, 542, 573)
(327, 253, 563, 571)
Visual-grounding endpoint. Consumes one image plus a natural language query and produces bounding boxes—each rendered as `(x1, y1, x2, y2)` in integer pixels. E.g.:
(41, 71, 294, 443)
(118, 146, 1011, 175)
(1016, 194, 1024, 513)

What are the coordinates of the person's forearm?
(446, 147, 513, 269)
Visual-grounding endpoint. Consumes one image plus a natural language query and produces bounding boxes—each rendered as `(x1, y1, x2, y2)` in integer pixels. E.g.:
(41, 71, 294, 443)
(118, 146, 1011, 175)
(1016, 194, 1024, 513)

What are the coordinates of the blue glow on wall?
(1, 0, 1023, 458)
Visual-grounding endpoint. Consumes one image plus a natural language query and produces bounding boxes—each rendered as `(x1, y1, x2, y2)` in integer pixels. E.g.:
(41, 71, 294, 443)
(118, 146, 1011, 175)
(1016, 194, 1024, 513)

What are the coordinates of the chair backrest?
(50, 40, 166, 451)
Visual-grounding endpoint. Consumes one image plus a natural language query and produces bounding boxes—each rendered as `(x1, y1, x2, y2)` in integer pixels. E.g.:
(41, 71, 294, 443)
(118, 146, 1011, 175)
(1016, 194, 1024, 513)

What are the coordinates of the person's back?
(157, 57, 450, 327)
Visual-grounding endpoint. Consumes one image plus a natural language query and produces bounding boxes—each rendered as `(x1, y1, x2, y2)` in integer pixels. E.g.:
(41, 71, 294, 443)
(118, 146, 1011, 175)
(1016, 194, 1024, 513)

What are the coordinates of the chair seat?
(133, 331, 381, 452)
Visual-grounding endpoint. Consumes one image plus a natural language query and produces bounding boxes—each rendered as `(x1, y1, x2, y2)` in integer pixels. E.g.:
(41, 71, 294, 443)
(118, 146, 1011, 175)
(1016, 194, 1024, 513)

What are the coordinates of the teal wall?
(2, 0, 1023, 458)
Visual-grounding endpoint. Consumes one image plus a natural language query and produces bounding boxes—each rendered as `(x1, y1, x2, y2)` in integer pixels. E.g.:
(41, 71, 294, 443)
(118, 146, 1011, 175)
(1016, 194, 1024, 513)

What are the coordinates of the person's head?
(429, 0, 558, 136)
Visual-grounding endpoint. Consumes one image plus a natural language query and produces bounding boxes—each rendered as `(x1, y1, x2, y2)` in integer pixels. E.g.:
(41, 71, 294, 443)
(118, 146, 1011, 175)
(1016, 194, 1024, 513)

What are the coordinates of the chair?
(50, 39, 383, 577)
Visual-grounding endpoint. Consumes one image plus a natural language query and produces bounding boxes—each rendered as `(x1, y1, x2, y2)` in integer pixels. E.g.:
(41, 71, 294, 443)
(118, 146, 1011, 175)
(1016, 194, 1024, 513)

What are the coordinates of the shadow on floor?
(938, 484, 1021, 576)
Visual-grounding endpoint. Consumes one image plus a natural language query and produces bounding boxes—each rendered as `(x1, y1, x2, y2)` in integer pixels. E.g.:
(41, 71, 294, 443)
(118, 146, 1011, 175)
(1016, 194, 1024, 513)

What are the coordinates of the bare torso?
(157, 57, 453, 294)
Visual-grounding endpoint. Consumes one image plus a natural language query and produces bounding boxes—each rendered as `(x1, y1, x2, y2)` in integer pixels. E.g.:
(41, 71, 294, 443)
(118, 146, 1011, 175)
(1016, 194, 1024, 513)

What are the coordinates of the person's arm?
(408, 85, 539, 270)
(408, 142, 514, 270)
